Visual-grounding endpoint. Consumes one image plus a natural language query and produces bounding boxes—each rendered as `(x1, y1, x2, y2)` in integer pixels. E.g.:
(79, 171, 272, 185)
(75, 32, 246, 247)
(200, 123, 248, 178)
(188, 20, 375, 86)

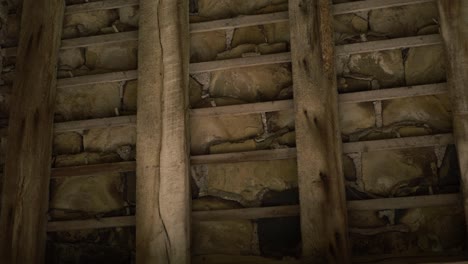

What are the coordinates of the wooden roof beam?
(136, 0, 191, 263)
(438, 0, 468, 241)
(289, 0, 351, 261)
(0, 0, 65, 262)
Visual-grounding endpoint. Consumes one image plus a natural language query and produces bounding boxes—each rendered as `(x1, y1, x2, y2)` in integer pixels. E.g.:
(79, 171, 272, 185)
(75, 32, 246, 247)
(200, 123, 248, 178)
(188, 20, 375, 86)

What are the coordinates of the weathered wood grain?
(0, 0, 64, 262)
(335, 34, 442, 56)
(289, 0, 350, 262)
(51, 161, 136, 178)
(438, 0, 468, 239)
(333, 0, 435, 15)
(190, 12, 289, 33)
(65, 0, 139, 14)
(136, 0, 190, 263)
(45, 194, 460, 232)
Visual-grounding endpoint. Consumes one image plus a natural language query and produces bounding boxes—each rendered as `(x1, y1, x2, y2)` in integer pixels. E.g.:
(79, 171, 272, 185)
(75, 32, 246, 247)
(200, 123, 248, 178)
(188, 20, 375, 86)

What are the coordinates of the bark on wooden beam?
(289, 0, 350, 262)
(0, 0, 64, 263)
(437, 0, 468, 239)
(136, 0, 190, 263)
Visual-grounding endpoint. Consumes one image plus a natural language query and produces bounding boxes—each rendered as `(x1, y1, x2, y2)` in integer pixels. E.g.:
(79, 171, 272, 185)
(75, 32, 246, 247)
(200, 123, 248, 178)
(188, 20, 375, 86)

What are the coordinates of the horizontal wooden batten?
(335, 34, 442, 56)
(332, 0, 435, 15)
(63, 0, 433, 17)
(347, 193, 460, 211)
(190, 12, 289, 33)
(190, 83, 448, 117)
(339, 83, 448, 104)
(54, 115, 136, 133)
(190, 100, 294, 117)
(51, 161, 136, 178)
(190, 148, 297, 165)
(45, 133, 455, 180)
(65, 0, 139, 14)
(47, 194, 459, 231)
(4, 31, 139, 56)
(192, 205, 300, 221)
(57, 70, 138, 88)
(61, 31, 138, 49)
(189, 35, 441, 73)
(189, 52, 291, 74)
(47, 216, 136, 232)
(342, 133, 454, 153)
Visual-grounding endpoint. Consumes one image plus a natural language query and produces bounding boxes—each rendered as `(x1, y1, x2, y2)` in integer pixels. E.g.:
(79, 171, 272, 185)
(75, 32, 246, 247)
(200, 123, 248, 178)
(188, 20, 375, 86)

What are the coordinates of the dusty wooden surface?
(0, 0, 64, 262)
(438, 0, 468, 237)
(136, 0, 190, 263)
(289, 0, 350, 262)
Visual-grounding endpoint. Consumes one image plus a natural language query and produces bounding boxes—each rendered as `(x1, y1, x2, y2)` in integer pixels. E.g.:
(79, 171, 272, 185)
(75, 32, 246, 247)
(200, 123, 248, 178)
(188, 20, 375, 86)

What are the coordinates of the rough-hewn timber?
(0, 0, 64, 263)
(289, 0, 350, 262)
(136, 0, 190, 263)
(438, 0, 468, 239)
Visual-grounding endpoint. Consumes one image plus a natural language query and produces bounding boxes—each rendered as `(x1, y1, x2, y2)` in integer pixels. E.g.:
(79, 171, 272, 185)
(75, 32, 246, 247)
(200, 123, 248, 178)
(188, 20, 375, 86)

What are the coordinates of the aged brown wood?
(65, 0, 139, 14)
(289, 0, 350, 262)
(45, 193, 461, 232)
(191, 148, 297, 165)
(57, 70, 138, 88)
(335, 34, 442, 56)
(0, 0, 64, 262)
(190, 12, 289, 33)
(189, 52, 291, 74)
(438, 0, 468, 237)
(51, 161, 136, 178)
(332, 0, 435, 15)
(48, 216, 136, 232)
(136, 0, 190, 263)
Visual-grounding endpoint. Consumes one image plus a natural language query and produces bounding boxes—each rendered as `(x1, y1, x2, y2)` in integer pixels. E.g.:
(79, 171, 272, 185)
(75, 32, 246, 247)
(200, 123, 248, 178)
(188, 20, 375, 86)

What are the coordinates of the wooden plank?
(189, 52, 291, 74)
(335, 34, 442, 56)
(289, 0, 350, 262)
(65, 0, 139, 14)
(0, 0, 65, 262)
(54, 115, 136, 133)
(342, 133, 454, 153)
(137, 0, 190, 263)
(190, 148, 297, 165)
(51, 161, 136, 178)
(190, 12, 289, 33)
(57, 70, 138, 88)
(61, 31, 138, 49)
(47, 216, 135, 232)
(333, 0, 435, 15)
(192, 205, 300, 221)
(339, 83, 448, 104)
(347, 194, 460, 211)
(5, 31, 139, 56)
(190, 100, 294, 117)
(45, 194, 460, 231)
(438, 0, 468, 240)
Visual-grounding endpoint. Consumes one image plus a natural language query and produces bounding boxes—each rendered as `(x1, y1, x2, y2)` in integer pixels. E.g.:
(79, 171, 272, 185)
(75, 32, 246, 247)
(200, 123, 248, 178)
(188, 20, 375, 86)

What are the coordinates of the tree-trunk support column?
(289, 0, 351, 262)
(438, 0, 468, 236)
(0, 0, 64, 263)
(136, 0, 191, 263)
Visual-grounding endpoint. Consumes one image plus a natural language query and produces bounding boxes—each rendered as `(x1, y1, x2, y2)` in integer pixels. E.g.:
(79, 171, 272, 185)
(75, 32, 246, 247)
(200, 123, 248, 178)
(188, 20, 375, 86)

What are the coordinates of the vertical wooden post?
(0, 0, 64, 263)
(289, 0, 351, 262)
(136, 0, 190, 263)
(437, 0, 468, 234)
